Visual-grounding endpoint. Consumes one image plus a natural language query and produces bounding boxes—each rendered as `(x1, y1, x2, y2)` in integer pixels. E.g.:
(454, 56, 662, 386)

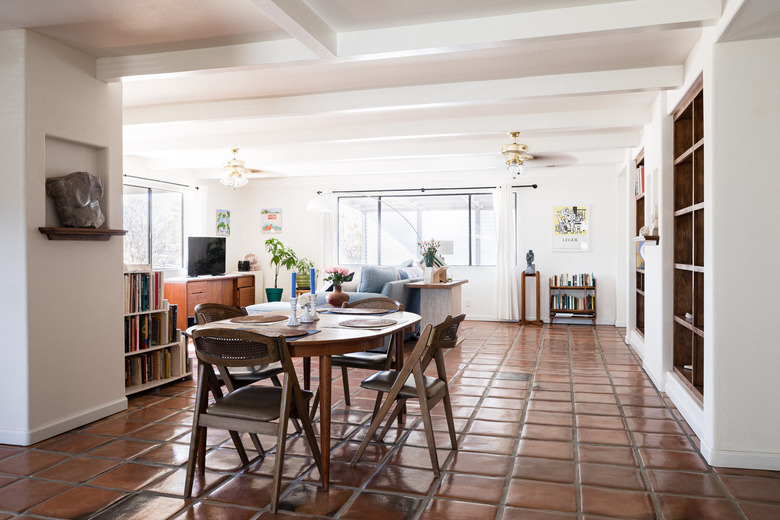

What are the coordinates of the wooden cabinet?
(549, 275, 596, 325)
(123, 269, 191, 395)
(672, 80, 705, 400)
(164, 274, 256, 330)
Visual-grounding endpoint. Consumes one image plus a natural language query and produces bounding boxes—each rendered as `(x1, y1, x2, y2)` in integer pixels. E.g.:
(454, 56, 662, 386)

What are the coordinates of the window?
(123, 185, 183, 268)
(337, 193, 512, 266)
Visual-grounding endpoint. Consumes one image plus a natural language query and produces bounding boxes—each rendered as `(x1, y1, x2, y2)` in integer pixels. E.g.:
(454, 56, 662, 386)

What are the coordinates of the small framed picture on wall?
(261, 208, 282, 233)
(216, 209, 230, 236)
(552, 205, 589, 251)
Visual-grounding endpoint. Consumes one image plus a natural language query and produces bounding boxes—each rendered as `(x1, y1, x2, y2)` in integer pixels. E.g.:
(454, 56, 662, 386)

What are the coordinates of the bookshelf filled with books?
(549, 274, 596, 325)
(123, 267, 191, 395)
(635, 151, 646, 337)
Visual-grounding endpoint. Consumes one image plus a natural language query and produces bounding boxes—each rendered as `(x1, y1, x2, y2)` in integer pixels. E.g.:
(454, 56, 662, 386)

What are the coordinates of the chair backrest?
(343, 297, 402, 312)
(194, 303, 248, 324)
(421, 313, 465, 373)
(191, 328, 283, 368)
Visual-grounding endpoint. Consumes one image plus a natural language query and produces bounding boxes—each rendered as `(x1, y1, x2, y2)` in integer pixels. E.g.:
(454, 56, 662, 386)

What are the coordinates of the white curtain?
(308, 193, 338, 268)
(494, 182, 519, 321)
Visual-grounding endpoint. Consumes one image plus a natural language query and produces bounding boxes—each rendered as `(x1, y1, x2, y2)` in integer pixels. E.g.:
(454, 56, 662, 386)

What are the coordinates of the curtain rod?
(123, 174, 190, 188)
(331, 184, 537, 194)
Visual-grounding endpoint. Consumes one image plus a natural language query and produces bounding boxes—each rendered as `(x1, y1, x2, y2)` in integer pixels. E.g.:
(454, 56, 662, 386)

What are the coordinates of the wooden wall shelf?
(39, 227, 127, 241)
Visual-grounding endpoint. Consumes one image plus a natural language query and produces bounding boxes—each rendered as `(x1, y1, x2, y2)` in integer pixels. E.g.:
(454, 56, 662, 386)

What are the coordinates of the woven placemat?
(327, 308, 393, 315)
(339, 318, 398, 328)
(249, 326, 309, 338)
(230, 314, 287, 324)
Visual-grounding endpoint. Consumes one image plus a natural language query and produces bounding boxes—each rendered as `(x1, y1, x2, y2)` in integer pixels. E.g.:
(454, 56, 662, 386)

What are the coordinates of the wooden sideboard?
(165, 274, 256, 330)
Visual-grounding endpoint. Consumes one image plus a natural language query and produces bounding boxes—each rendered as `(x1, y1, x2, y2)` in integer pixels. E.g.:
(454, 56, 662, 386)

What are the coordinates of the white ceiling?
(3, 0, 768, 181)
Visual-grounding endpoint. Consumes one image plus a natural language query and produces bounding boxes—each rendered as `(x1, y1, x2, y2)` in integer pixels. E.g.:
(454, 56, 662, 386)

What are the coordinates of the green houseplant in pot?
(264, 238, 298, 302)
(295, 257, 316, 291)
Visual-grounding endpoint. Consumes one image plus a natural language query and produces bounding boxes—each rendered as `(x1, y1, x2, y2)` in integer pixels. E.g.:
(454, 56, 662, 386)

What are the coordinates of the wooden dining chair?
(309, 297, 402, 419)
(349, 313, 465, 477)
(194, 303, 284, 388)
(185, 328, 321, 513)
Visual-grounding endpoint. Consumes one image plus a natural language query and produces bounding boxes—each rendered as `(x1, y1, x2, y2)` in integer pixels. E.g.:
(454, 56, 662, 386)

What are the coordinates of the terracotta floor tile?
(89, 493, 187, 520)
(522, 424, 574, 442)
(505, 478, 577, 512)
(738, 501, 780, 520)
(207, 475, 275, 508)
(632, 433, 694, 451)
(419, 498, 497, 520)
(468, 419, 521, 437)
(88, 462, 172, 491)
(581, 486, 655, 519)
(512, 457, 576, 483)
(575, 403, 622, 416)
(129, 423, 192, 442)
(86, 439, 159, 460)
(577, 427, 632, 446)
(638, 448, 708, 472)
(340, 491, 422, 520)
(144, 467, 229, 497)
(481, 396, 525, 410)
(575, 415, 626, 430)
(626, 418, 684, 435)
(575, 392, 618, 404)
(528, 400, 574, 413)
(172, 502, 257, 520)
(35, 433, 111, 454)
(135, 443, 192, 466)
(647, 469, 724, 497)
(35, 456, 120, 482)
(435, 473, 506, 503)
(0, 479, 73, 512)
(525, 411, 574, 427)
(277, 482, 353, 516)
(0, 451, 69, 475)
(579, 462, 646, 490)
(304, 460, 376, 488)
(657, 495, 742, 520)
(474, 407, 523, 422)
(0, 447, 22, 461)
(502, 507, 577, 519)
(447, 451, 512, 477)
(517, 439, 575, 460)
(720, 474, 780, 503)
(578, 445, 638, 466)
(28, 485, 125, 518)
(459, 434, 516, 455)
(81, 418, 149, 436)
(366, 465, 436, 496)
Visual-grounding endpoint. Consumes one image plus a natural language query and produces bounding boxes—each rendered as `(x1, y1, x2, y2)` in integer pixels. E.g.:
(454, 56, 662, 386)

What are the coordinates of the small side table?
(520, 272, 543, 326)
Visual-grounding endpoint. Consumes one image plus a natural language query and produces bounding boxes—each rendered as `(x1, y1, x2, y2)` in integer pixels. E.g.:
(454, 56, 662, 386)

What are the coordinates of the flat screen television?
(187, 236, 226, 277)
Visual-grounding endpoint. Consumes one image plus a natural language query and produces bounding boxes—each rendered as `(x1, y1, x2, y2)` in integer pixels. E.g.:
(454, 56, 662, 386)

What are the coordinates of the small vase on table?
(326, 285, 350, 307)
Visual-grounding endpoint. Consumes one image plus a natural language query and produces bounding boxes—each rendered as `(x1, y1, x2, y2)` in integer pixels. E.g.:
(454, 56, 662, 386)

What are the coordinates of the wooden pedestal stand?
(520, 272, 543, 326)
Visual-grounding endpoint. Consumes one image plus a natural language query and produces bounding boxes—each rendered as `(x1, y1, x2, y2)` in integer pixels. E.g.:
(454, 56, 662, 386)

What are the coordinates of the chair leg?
(248, 433, 266, 457)
(271, 382, 293, 514)
(341, 366, 351, 406)
(229, 430, 250, 465)
(371, 391, 384, 420)
(378, 400, 404, 441)
(271, 374, 282, 387)
(184, 423, 203, 498)
(309, 387, 320, 422)
(442, 391, 458, 449)
(418, 397, 441, 478)
(350, 394, 398, 468)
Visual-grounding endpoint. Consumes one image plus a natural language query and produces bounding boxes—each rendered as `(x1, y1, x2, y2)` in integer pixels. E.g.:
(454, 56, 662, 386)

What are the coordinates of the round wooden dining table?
(186, 307, 420, 491)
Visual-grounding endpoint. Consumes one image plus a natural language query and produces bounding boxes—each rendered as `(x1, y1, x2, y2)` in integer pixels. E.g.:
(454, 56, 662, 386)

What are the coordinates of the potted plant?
(264, 238, 298, 302)
(295, 257, 316, 291)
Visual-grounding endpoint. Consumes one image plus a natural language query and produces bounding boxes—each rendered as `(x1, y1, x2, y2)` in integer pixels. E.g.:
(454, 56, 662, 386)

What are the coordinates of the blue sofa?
(246, 265, 422, 316)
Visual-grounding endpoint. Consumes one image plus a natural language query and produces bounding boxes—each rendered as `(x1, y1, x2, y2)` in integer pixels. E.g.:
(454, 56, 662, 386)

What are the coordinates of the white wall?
(175, 167, 621, 324)
(706, 36, 780, 469)
(0, 31, 126, 445)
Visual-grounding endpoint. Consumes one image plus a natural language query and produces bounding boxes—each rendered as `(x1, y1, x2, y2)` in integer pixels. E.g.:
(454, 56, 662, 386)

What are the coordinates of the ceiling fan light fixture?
(500, 131, 533, 178)
(221, 147, 251, 188)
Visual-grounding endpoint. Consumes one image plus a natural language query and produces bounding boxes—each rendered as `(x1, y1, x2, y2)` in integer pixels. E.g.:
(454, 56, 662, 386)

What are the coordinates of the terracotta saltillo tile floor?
(0, 322, 779, 519)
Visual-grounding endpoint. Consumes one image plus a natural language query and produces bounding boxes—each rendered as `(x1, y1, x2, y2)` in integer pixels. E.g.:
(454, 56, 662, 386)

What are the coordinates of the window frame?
(122, 182, 184, 269)
(336, 191, 516, 267)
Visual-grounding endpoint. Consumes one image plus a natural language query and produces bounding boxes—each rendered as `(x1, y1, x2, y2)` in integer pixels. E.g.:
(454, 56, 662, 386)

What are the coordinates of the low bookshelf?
(549, 273, 596, 325)
(123, 267, 192, 395)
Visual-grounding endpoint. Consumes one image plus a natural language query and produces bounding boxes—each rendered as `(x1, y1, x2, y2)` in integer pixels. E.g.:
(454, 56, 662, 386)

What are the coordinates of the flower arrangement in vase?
(323, 266, 353, 307)
(418, 239, 440, 283)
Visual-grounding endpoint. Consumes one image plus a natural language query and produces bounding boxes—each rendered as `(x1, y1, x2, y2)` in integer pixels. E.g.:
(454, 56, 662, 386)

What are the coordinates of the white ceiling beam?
(246, 0, 336, 57)
(124, 66, 680, 125)
(98, 0, 717, 81)
(123, 108, 650, 154)
(96, 39, 318, 82)
(338, 0, 721, 56)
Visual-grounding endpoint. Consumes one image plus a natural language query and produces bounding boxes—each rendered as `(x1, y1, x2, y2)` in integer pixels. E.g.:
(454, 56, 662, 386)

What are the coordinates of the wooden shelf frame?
(39, 227, 127, 241)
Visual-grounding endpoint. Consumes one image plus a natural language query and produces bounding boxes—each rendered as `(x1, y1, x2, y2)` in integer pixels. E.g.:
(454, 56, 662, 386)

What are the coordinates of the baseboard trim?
(0, 397, 127, 446)
(642, 360, 665, 392)
(700, 440, 780, 471)
(664, 371, 704, 441)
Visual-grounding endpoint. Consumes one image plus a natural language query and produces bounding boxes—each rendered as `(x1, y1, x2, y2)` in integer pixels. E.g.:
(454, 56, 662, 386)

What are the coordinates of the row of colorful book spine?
(550, 273, 596, 287)
(550, 294, 595, 311)
(124, 271, 164, 313)
(125, 348, 172, 387)
(124, 303, 178, 352)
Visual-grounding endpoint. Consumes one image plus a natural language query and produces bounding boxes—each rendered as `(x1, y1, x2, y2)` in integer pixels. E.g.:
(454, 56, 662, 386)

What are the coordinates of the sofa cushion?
(357, 266, 399, 294)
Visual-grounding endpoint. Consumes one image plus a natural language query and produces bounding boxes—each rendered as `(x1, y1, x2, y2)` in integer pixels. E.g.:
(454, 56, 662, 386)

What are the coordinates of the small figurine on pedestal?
(525, 250, 536, 275)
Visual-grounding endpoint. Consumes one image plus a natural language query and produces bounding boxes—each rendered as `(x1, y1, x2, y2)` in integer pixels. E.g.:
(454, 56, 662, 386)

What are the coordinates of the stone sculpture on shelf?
(45, 171, 105, 228)
(525, 249, 536, 275)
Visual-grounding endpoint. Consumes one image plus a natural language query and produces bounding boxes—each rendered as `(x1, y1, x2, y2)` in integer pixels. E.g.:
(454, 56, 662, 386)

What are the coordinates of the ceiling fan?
(221, 147, 260, 188)
(500, 131, 534, 178)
